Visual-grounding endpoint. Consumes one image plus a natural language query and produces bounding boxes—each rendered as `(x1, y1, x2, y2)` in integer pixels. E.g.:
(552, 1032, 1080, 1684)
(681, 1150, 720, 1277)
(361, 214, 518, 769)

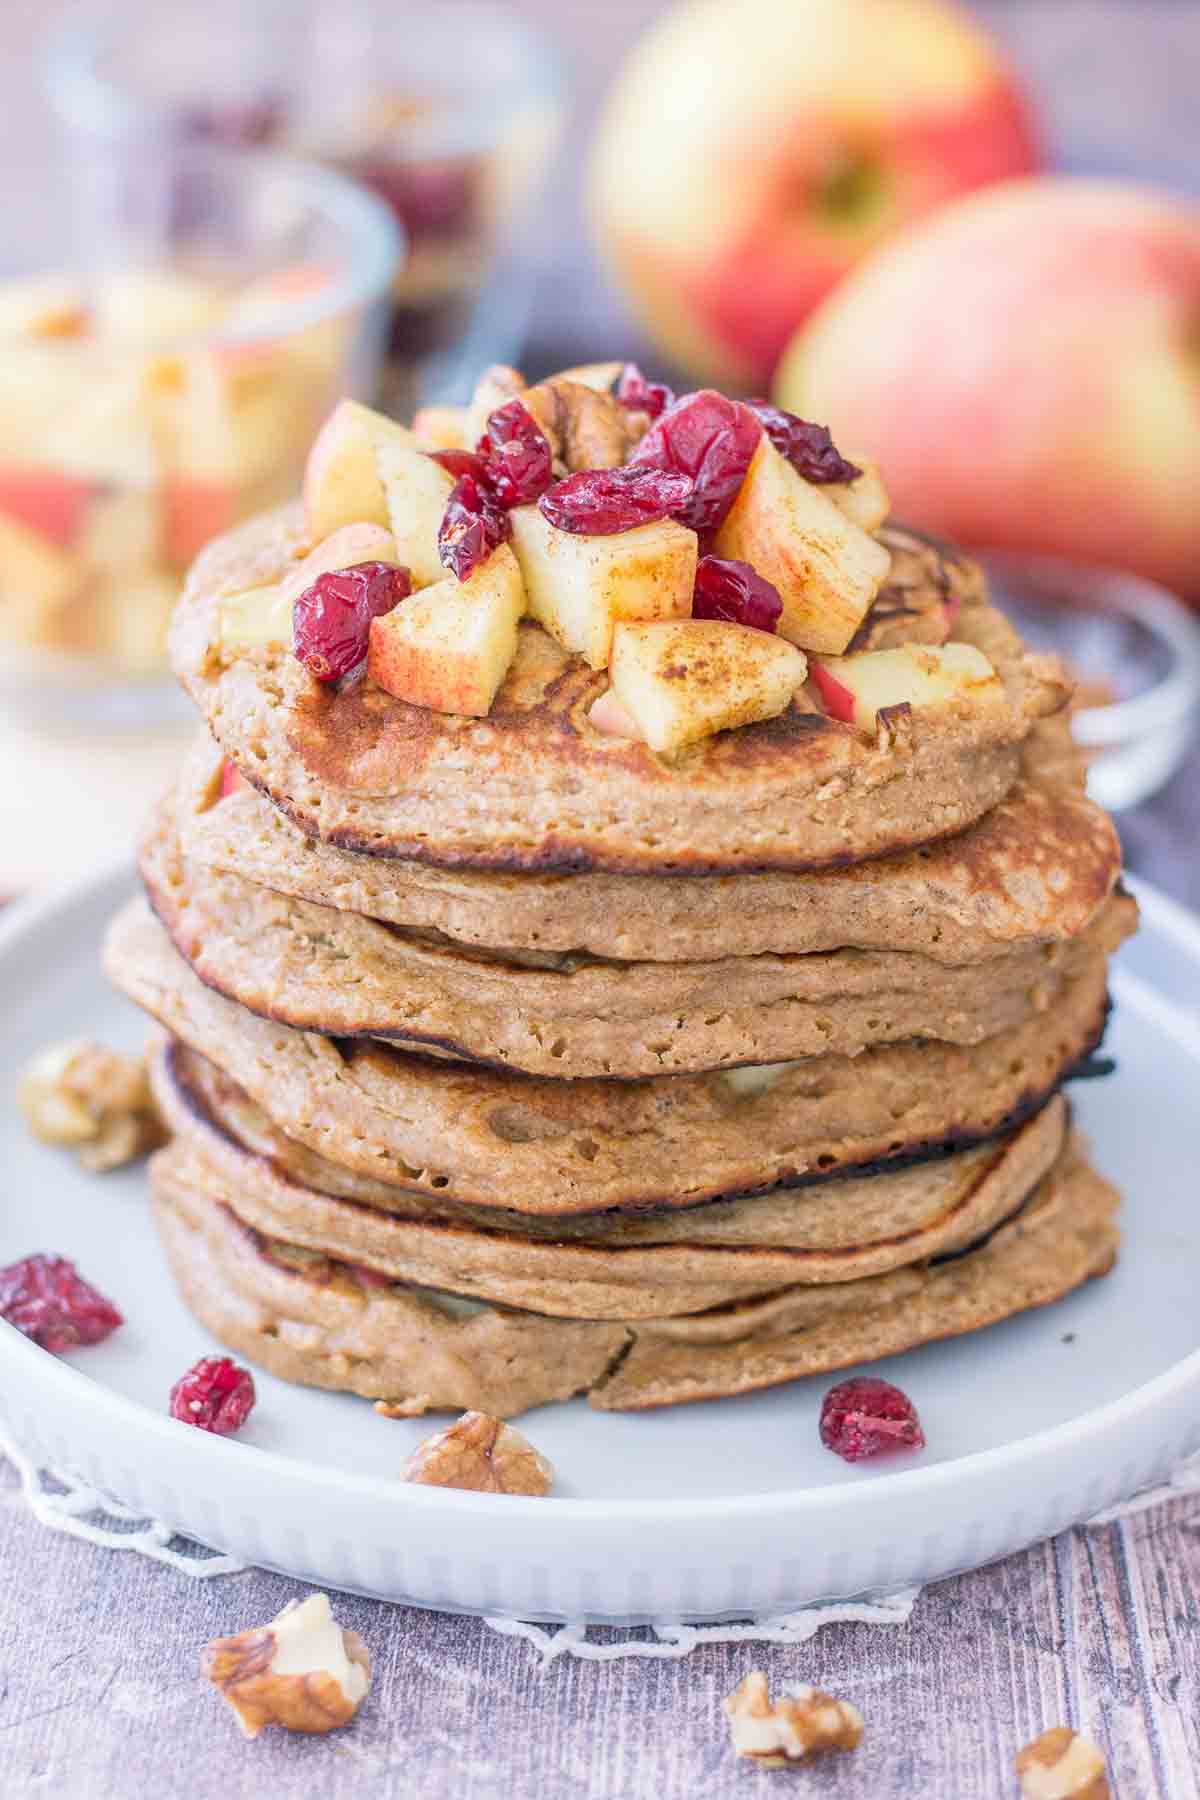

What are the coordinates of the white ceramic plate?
(2, 866, 1199, 1624)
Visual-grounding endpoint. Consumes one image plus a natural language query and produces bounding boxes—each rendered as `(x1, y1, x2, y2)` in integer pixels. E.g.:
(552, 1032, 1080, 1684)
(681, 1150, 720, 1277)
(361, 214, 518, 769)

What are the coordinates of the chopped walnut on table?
(724, 1671, 863, 1768)
(1016, 1727, 1111, 1799)
(201, 1593, 371, 1740)
(17, 1038, 166, 1172)
(399, 1411, 554, 1495)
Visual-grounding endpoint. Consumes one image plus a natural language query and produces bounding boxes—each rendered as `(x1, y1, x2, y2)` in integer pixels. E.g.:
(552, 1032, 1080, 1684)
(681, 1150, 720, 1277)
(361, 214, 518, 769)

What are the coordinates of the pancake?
(150, 1131, 1118, 1415)
(170, 507, 1068, 874)
(178, 714, 1121, 965)
(141, 794, 1135, 1078)
(106, 898, 1114, 1217)
(154, 1038, 1071, 1317)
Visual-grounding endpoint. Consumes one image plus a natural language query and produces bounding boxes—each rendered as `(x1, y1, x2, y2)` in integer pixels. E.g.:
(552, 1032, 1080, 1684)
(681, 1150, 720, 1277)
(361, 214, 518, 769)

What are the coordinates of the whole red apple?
(588, 0, 1041, 389)
(777, 177, 1200, 595)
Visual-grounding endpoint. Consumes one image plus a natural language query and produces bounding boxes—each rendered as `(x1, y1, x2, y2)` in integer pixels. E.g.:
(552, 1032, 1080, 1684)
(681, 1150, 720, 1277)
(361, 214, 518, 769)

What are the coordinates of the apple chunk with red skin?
(374, 438, 454, 589)
(608, 618, 807, 755)
(509, 505, 697, 671)
(810, 642, 1003, 732)
(216, 523, 401, 654)
(303, 400, 426, 543)
(368, 543, 525, 717)
(713, 437, 890, 654)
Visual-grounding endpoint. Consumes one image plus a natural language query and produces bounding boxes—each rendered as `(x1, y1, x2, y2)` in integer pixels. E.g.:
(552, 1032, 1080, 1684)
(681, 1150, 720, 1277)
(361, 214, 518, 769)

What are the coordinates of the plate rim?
(2, 862, 1199, 1528)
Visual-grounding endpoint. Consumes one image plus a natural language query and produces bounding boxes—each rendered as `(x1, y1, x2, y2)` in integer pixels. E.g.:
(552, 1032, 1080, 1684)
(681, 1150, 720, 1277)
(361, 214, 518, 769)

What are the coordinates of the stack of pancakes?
(105, 509, 1133, 1417)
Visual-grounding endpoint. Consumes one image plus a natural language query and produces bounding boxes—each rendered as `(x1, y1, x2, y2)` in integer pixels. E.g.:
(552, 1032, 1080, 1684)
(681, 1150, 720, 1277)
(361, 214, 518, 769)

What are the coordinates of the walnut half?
(399, 1411, 554, 1495)
(17, 1038, 165, 1172)
(724, 1671, 863, 1767)
(1016, 1727, 1111, 1799)
(201, 1593, 371, 1740)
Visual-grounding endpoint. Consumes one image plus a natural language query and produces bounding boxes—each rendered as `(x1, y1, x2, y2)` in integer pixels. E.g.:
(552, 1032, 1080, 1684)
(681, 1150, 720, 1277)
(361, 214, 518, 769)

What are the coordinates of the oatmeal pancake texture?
(107, 898, 1113, 1218)
(177, 714, 1121, 964)
(141, 794, 1134, 1079)
(170, 506, 1067, 873)
(154, 1040, 1071, 1318)
(150, 1133, 1118, 1414)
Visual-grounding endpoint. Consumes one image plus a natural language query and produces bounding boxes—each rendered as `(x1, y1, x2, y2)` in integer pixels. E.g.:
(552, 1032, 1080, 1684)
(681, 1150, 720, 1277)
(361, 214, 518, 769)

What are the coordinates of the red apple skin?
(164, 479, 237, 568)
(589, 0, 1041, 389)
(0, 469, 95, 546)
(808, 660, 857, 723)
(778, 178, 1200, 595)
(219, 760, 245, 799)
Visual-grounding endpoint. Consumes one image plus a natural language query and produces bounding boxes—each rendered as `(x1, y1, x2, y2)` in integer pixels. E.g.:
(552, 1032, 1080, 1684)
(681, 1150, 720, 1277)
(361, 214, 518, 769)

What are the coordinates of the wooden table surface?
(2, 4, 1199, 1796)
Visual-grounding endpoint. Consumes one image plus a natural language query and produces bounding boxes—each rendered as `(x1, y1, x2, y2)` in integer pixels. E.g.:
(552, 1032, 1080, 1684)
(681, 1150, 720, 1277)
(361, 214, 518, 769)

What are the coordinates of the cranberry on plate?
(630, 389, 762, 536)
(169, 1355, 257, 1436)
(0, 1253, 123, 1353)
(692, 555, 783, 632)
(819, 1376, 926, 1463)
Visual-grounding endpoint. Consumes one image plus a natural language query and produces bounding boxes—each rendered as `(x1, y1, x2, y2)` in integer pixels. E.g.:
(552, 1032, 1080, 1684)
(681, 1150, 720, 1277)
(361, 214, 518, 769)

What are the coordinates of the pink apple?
(808, 659, 857, 723)
(0, 468, 95, 546)
(588, 0, 1040, 388)
(777, 178, 1200, 594)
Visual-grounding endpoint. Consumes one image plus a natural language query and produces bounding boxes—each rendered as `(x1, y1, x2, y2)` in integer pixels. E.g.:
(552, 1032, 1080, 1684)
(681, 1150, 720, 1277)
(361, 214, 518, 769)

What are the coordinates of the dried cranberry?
(169, 1355, 256, 1436)
(293, 561, 411, 682)
(539, 466, 694, 535)
(692, 556, 782, 633)
(439, 472, 512, 580)
(428, 448, 489, 483)
(819, 1377, 925, 1463)
(747, 402, 860, 485)
(0, 1254, 123, 1353)
(478, 399, 553, 506)
(631, 390, 761, 536)
(616, 362, 675, 420)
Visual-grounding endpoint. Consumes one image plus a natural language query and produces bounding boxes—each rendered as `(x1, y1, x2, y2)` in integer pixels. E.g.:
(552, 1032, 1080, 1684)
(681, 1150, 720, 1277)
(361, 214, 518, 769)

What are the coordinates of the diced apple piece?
(78, 486, 162, 572)
(713, 437, 890, 655)
(217, 523, 402, 654)
(810, 643, 1004, 733)
(547, 361, 624, 393)
(0, 470, 95, 546)
(163, 478, 237, 568)
(94, 269, 226, 339)
(216, 584, 294, 653)
(588, 689, 642, 739)
(279, 522, 402, 609)
(510, 506, 697, 670)
(412, 405, 468, 450)
(374, 439, 454, 588)
(463, 365, 526, 447)
(609, 619, 807, 755)
(302, 399, 423, 541)
(0, 510, 85, 626)
(368, 543, 524, 717)
(827, 457, 890, 533)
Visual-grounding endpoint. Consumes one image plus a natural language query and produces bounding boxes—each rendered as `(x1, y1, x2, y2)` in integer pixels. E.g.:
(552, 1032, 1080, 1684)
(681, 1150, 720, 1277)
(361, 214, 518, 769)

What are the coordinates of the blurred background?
(0, 0, 1196, 899)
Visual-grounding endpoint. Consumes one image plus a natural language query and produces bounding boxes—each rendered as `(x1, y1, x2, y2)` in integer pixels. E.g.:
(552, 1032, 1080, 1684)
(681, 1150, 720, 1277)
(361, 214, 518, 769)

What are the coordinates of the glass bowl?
(46, 0, 567, 418)
(983, 553, 1200, 812)
(0, 140, 399, 725)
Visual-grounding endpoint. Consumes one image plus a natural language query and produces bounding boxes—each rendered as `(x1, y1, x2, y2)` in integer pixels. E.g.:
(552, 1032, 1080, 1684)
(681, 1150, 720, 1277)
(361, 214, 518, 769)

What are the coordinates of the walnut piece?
(17, 1038, 165, 1172)
(724, 1671, 863, 1767)
(399, 1410, 553, 1495)
(1016, 1727, 1111, 1799)
(521, 379, 646, 474)
(201, 1593, 371, 1740)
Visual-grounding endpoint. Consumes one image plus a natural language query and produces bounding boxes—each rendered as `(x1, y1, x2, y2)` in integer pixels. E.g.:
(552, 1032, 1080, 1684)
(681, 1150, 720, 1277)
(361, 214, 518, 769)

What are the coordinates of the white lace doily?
(4, 1419, 1197, 1660)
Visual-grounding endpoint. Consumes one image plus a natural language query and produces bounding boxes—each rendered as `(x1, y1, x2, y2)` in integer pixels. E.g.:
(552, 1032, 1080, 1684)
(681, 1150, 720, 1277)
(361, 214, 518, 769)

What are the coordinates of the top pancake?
(179, 713, 1120, 965)
(171, 507, 1068, 874)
